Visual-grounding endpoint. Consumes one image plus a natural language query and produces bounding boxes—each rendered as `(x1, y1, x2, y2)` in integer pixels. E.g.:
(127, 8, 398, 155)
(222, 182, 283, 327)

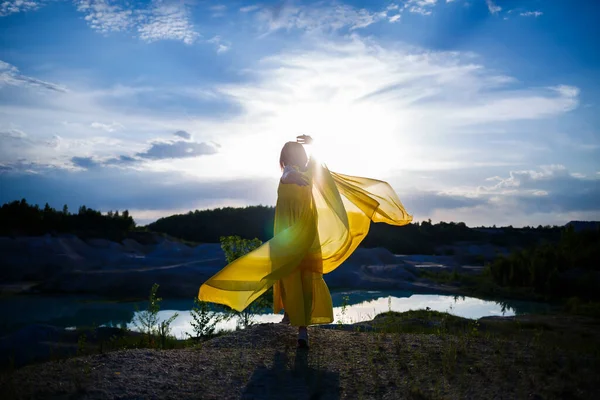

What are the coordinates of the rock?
(0, 324, 74, 368)
(0, 234, 470, 298)
(0, 324, 144, 368)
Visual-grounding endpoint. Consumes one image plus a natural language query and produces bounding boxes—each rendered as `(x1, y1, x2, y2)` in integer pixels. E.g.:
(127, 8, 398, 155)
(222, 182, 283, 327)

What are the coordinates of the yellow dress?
(198, 161, 412, 326)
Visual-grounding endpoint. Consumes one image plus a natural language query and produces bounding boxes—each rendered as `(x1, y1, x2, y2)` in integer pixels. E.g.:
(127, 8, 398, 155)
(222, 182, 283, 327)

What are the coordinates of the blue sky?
(1, 0, 599, 226)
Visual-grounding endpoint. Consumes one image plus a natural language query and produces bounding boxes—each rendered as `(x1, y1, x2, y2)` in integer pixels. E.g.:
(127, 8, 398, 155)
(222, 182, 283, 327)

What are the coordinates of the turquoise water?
(0, 290, 551, 337)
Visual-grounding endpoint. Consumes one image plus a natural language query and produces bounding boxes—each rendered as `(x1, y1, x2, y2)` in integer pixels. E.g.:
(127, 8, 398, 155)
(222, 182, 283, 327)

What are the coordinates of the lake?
(0, 290, 551, 338)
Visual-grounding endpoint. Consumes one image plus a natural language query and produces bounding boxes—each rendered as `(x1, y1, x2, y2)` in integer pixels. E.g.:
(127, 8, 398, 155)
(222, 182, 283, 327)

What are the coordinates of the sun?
(284, 102, 411, 178)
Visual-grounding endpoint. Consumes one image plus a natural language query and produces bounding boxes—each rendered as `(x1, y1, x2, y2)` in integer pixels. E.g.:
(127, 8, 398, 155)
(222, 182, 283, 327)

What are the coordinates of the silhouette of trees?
(145, 205, 563, 254)
(0, 199, 135, 238)
(147, 206, 276, 244)
(488, 226, 600, 299)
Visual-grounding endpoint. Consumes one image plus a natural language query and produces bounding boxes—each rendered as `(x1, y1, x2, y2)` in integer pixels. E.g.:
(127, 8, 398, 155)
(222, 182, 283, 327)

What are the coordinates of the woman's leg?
(298, 326, 308, 348)
(280, 269, 307, 326)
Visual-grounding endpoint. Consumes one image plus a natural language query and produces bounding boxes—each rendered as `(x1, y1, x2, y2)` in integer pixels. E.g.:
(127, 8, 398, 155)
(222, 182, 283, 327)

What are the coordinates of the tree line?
(0, 199, 136, 238)
(0, 200, 569, 256)
(488, 226, 600, 300)
(146, 205, 563, 254)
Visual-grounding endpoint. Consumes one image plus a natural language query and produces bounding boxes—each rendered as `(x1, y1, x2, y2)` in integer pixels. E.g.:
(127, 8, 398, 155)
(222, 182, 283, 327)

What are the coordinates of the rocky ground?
(1, 312, 598, 400)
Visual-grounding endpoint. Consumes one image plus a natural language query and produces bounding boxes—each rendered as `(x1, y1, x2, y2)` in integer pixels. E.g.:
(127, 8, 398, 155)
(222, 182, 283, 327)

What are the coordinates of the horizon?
(1, 0, 599, 227)
(3, 198, 597, 229)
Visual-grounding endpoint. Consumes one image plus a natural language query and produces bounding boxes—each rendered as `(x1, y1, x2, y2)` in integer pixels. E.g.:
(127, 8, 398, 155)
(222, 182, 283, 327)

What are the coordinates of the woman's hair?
(279, 141, 308, 170)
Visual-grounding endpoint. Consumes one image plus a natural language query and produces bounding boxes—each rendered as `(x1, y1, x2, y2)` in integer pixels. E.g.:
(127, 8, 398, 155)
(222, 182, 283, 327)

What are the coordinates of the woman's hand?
(296, 135, 313, 145)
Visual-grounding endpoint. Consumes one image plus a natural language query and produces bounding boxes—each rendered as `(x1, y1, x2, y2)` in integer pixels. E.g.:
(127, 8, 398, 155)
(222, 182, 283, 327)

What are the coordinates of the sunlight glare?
(275, 101, 413, 177)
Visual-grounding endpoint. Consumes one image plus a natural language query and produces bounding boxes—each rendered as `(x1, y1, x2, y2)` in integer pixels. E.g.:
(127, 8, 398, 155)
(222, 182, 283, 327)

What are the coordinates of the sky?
(0, 0, 599, 227)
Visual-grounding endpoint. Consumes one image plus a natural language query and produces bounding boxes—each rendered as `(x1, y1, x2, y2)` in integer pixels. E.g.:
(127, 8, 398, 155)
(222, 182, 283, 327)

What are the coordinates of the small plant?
(338, 295, 350, 326)
(469, 320, 480, 337)
(188, 297, 223, 338)
(133, 283, 179, 348)
(77, 333, 87, 356)
(158, 313, 179, 349)
(134, 283, 162, 336)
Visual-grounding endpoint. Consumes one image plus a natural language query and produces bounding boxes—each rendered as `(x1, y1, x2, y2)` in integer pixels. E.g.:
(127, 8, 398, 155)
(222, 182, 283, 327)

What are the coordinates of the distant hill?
(146, 206, 277, 243)
(145, 206, 564, 255)
(565, 221, 600, 232)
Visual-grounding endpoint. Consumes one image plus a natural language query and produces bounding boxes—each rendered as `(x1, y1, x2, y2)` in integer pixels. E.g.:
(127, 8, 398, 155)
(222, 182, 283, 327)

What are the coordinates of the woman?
(198, 135, 412, 348)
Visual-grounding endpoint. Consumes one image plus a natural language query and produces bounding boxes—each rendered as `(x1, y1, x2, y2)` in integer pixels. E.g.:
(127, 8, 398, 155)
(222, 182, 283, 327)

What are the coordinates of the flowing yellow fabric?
(198, 162, 412, 326)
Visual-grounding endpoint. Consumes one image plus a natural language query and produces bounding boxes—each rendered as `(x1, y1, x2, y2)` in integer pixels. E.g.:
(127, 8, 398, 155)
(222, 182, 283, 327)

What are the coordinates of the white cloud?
(0, 128, 27, 138)
(551, 84, 579, 98)
(479, 165, 571, 193)
(137, 0, 200, 44)
(485, 0, 501, 14)
(207, 35, 231, 53)
(520, 11, 543, 18)
(240, 4, 261, 13)
(388, 14, 401, 23)
(0, 60, 68, 92)
(75, 0, 135, 33)
(90, 121, 124, 132)
(0, 0, 44, 17)
(75, 0, 199, 44)
(256, 2, 388, 34)
(404, 0, 437, 16)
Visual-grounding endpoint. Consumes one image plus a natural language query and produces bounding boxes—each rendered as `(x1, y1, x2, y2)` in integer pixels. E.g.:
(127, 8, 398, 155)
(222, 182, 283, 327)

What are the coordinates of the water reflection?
(0, 291, 552, 337)
(131, 291, 551, 339)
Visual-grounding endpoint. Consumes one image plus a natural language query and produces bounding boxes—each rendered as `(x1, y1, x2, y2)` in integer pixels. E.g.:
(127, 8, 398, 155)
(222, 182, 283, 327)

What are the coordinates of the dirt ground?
(1, 313, 599, 399)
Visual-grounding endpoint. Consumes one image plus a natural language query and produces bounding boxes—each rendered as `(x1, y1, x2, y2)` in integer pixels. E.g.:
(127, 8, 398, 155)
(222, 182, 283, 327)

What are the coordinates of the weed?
(77, 333, 87, 356)
(338, 295, 350, 326)
(188, 297, 223, 339)
(133, 283, 180, 349)
(133, 283, 162, 337)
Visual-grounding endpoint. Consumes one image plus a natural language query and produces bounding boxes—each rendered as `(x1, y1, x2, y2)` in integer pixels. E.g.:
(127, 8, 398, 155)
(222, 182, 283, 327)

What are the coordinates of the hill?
(145, 205, 569, 255)
(1, 311, 598, 399)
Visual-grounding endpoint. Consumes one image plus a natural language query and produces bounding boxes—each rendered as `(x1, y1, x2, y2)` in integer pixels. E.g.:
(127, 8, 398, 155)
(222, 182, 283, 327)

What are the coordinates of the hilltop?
(1, 311, 598, 399)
